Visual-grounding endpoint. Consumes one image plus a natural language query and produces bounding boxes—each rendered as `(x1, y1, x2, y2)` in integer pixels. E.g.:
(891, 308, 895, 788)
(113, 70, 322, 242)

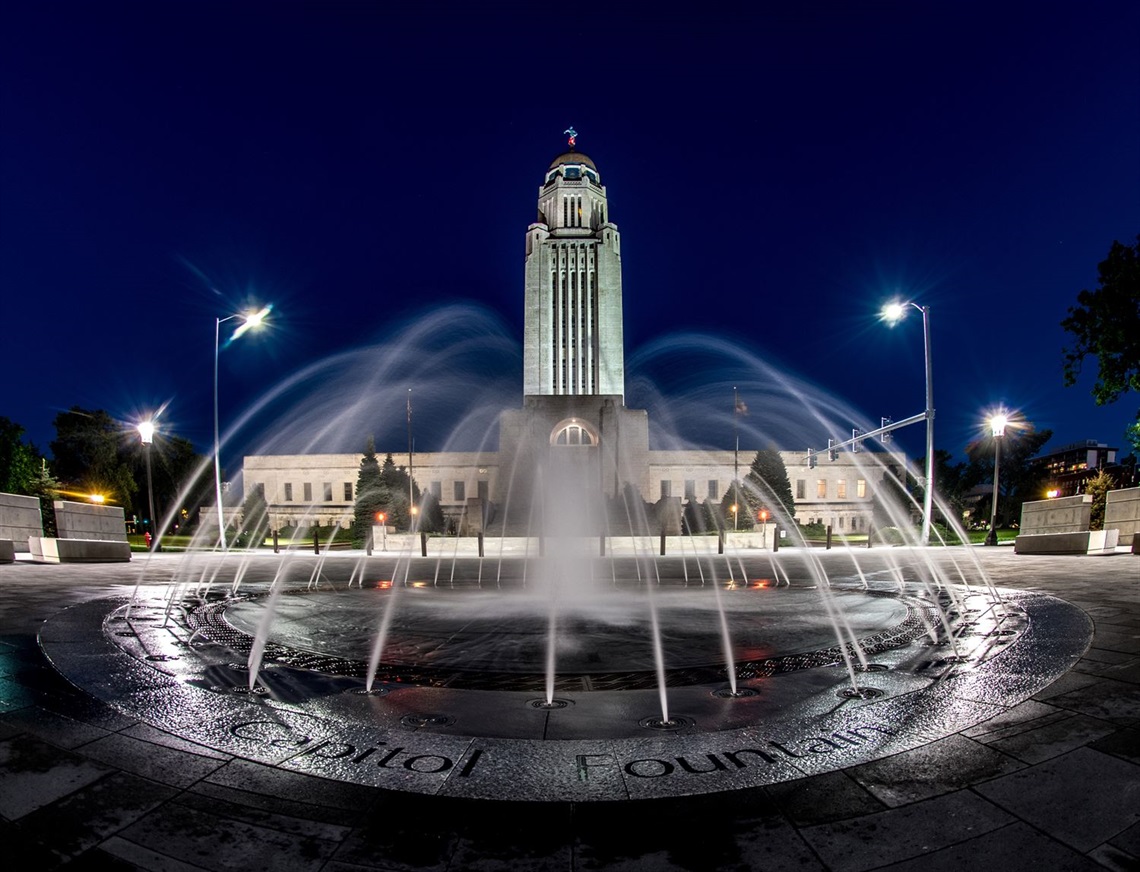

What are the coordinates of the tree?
(233, 483, 269, 548)
(1062, 234, 1140, 451)
(419, 490, 445, 534)
(0, 417, 39, 495)
(719, 483, 755, 530)
(1086, 469, 1114, 531)
(50, 407, 136, 506)
(350, 437, 384, 547)
(745, 448, 795, 524)
(125, 433, 206, 534)
(375, 453, 421, 532)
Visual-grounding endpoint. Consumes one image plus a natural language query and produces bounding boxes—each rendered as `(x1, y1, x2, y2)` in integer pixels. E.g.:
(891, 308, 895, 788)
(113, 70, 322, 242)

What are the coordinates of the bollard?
(660, 530, 666, 556)
(313, 529, 319, 554)
(273, 529, 279, 554)
(718, 529, 725, 554)
(773, 527, 780, 553)
(478, 532, 484, 558)
(826, 525, 832, 550)
(365, 529, 372, 557)
(420, 530, 427, 557)
(867, 524, 874, 548)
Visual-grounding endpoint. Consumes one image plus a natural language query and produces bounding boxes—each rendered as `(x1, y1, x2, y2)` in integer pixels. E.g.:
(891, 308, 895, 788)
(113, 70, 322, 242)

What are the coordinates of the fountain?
(37, 306, 1093, 801)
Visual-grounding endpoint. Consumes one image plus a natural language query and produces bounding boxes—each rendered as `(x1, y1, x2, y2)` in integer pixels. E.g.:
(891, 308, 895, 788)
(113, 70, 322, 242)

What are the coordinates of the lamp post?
(138, 419, 158, 551)
(984, 412, 1008, 546)
(214, 306, 270, 550)
(882, 300, 935, 545)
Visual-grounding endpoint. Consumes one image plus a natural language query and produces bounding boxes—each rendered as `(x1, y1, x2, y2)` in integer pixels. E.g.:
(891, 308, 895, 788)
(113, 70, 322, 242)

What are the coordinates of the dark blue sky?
(2, 2, 1137, 468)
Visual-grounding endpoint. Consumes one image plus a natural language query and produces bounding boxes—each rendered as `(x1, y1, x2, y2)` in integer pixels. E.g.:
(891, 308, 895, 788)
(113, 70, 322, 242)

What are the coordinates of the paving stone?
(1090, 725, 1140, 765)
(764, 770, 886, 825)
(14, 771, 177, 863)
(118, 721, 233, 760)
(188, 778, 368, 827)
(118, 800, 341, 871)
(961, 699, 1066, 740)
(0, 705, 112, 749)
(78, 731, 228, 787)
(176, 787, 353, 841)
(846, 734, 1023, 806)
(205, 758, 378, 812)
(870, 820, 1107, 871)
(986, 712, 1118, 763)
(0, 733, 114, 819)
(448, 801, 573, 871)
(1049, 678, 1140, 724)
(799, 790, 1016, 872)
(100, 833, 233, 871)
(975, 747, 1140, 851)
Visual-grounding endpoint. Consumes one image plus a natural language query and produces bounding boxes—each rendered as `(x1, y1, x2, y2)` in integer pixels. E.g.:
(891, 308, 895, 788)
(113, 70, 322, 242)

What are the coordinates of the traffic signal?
(881, 417, 892, 443)
(828, 439, 838, 461)
(807, 448, 817, 468)
(852, 428, 863, 452)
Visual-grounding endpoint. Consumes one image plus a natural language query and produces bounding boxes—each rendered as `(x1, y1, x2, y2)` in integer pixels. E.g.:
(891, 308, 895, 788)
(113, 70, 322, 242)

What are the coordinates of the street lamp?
(214, 305, 271, 550)
(882, 300, 935, 545)
(983, 412, 1008, 546)
(138, 419, 158, 551)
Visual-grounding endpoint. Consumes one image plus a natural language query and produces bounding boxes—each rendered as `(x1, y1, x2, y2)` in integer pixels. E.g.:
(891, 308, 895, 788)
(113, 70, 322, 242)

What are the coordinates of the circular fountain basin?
(39, 554, 1092, 802)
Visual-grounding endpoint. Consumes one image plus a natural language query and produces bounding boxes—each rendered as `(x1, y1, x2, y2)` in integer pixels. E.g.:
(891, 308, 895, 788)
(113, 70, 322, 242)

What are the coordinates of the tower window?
(551, 421, 596, 446)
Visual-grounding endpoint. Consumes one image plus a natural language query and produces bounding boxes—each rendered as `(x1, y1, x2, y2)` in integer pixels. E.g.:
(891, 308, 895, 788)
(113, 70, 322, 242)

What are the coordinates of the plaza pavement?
(0, 546, 1137, 871)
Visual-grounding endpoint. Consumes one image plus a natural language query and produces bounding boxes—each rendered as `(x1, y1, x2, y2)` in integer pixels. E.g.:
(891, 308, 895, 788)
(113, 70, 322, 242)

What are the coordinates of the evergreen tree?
(1085, 468, 1114, 531)
(0, 416, 39, 495)
(419, 490, 445, 533)
(234, 483, 269, 548)
(351, 437, 384, 547)
(719, 483, 755, 530)
(745, 448, 795, 524)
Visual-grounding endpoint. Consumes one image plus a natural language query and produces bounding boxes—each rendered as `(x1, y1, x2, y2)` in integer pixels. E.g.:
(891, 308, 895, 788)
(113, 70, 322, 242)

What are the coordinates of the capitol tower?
(522, 146, 625, 400)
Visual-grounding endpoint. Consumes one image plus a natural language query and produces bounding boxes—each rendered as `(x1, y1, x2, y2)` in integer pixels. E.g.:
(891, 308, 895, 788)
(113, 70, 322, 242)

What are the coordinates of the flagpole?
(733, 387, 739, 531)
(407, 388, 414, 531)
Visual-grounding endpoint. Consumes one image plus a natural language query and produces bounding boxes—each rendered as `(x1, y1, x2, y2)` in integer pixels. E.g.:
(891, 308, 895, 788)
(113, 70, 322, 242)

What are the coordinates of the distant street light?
(882, 300, 935, 545)
(214, 306, 271, 550)
(138, 418, 158, 551)
(983, 412, 1009, 546)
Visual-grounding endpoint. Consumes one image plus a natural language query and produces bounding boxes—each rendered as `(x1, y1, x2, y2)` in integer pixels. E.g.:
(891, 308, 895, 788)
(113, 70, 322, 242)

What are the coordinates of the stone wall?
(0, 492, 43, 552)
(1105, 487, 1140, 547)
(53, 500, 127, 541)
(1019, 494, 1092, 535)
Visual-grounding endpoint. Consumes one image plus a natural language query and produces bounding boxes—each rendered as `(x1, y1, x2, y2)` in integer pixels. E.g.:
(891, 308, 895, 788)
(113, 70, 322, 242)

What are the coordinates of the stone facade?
(0, 492, 43, 552)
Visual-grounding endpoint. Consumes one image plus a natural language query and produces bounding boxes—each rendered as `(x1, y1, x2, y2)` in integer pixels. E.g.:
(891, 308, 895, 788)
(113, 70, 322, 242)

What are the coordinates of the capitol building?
(241, 147, 900, 535)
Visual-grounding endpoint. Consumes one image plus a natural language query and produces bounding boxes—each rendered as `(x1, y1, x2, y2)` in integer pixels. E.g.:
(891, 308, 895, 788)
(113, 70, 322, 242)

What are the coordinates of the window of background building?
(303, 483, 312, 502)
(837, 480, 847, 499)
(708, 480, 718, 500)
(817, 480, 827, 498)
(857, 479, 867, 498)
(323, 483, 332, 502)
(344, 482, 352, 501)
(660, 480, 671, 499)
(284, 483, 293, 502)
(478, 481, 488, 502)
(431, 481, 441, 499)
(685, 480, 696, 501)
(454, 481, 465, 502)
(796, 479, 805, 500)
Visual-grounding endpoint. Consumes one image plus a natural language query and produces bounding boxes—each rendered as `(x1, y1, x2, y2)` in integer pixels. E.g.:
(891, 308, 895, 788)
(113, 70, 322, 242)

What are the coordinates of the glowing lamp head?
(88, 494, 105, 504)
(730, 504, 738, 514)
(376, 512, 386, 523)
(231, 304, 272, 340)
(1046, 489, 1060, 499)
(881, 301, 907, 325)
(138, 420, 155, 445)
(990, 413, 1009, 438)
(759, 509, 769, 522)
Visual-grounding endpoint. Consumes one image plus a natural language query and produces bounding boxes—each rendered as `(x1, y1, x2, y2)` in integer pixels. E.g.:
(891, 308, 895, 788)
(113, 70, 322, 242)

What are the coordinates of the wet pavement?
(1, 546, 1137, 870)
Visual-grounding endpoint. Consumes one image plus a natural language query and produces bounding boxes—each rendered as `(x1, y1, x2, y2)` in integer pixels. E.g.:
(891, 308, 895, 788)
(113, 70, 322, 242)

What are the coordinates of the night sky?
(2, 2, 1138, 471)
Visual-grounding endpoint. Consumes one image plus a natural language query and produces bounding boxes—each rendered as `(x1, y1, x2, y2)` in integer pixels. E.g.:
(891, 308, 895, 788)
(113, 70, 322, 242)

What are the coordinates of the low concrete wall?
(1014, 529, 1119, 555)
(366, 530, 776, 557)
(1019, 494, 1092, 535)
(0, 540, 14, 564)
(0, 492, 43, 553)
(1105, 487, 1140, 547)
(54, 501, 127, 542)
(28, 537, 131, 563)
